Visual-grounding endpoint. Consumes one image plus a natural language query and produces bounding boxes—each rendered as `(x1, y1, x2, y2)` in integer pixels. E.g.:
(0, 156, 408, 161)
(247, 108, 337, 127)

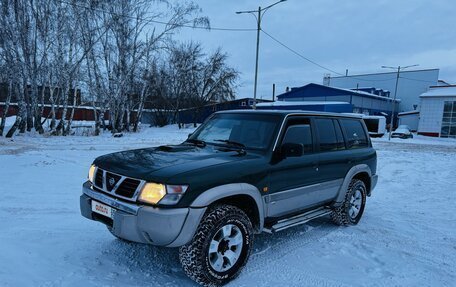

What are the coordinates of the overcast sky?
(174, 0, 456, 100)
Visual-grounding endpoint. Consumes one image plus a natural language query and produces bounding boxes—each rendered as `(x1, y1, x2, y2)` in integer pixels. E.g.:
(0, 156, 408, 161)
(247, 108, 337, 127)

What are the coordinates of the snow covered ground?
(0, 126, 455, 287)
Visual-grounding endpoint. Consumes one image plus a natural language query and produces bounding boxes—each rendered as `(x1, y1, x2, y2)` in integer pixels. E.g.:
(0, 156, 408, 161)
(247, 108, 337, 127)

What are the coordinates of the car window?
(340, 119, 368, 149)
(282, 118, 313, 154)
(333, 120, 346, 150)
(192, 113, 280, 150)
(315, 118, 345, 152)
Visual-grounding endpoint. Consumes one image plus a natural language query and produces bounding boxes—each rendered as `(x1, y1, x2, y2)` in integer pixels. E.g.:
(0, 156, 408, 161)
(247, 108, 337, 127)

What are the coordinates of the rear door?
(267, 116, 320, 217)
(338, 118, 376, 171)
(314, 117, 351, 203)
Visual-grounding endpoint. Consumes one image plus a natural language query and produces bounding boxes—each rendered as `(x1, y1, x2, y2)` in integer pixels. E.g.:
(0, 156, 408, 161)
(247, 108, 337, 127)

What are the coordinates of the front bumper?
(80, 181, 206, 247)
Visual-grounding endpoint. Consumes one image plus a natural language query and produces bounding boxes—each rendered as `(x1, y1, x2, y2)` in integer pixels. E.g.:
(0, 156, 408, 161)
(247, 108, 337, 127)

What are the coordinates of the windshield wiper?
(214, 139, 246, 149)
(184, 138, 206, 147)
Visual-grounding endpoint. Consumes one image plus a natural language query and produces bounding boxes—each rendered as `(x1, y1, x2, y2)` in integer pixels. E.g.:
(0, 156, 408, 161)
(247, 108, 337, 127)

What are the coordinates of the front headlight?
(138, 183, 167, 204)
(88, 164, 96, 183)
(138, 183, 188, 205)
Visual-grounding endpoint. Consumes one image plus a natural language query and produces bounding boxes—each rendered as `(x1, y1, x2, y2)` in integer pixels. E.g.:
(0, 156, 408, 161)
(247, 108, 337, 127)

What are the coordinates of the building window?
(441, 101, 456, 138)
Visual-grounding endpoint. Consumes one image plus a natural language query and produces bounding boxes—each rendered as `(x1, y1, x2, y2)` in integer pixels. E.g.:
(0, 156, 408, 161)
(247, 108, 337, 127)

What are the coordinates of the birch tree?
(0, 0, 241, 137)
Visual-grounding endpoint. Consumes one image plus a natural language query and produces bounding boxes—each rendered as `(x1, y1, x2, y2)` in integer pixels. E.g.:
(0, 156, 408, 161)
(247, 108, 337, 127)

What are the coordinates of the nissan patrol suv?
(80, 110, 378, 286)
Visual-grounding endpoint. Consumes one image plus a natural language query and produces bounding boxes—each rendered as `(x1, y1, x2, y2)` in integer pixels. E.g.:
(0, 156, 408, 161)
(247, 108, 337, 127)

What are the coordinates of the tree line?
(0, 0, 239, 137)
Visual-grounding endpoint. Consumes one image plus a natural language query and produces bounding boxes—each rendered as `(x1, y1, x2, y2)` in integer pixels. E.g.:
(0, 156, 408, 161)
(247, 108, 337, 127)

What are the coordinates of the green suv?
(80, 110, 378, 286)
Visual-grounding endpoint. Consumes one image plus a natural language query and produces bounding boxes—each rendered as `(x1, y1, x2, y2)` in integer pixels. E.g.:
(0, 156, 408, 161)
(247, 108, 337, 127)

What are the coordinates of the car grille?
(116, 178, 141, 198)
(106, 172, 121, 192)
(92, 168, 143, 202)
(95, 169, 104, 187)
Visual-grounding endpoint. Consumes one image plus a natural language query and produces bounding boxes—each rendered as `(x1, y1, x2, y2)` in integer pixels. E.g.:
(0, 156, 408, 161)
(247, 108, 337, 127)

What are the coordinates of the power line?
(261, 29, 342, 75)
(261, 29, 399, 82)
(56, 0, 256, 32)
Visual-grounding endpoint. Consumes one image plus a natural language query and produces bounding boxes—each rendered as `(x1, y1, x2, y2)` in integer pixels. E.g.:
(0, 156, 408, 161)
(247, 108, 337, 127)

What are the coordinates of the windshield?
(190, 113, 281, 150)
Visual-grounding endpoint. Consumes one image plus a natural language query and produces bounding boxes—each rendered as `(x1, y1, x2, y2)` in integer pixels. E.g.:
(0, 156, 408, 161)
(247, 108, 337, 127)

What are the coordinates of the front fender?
(190, 183, 265, 232)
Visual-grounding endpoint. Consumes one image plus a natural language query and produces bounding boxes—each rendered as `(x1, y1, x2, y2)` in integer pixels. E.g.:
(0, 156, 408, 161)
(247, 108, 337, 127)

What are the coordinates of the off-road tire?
(331, 179, 367, 226)
(179, 204, 254, 286)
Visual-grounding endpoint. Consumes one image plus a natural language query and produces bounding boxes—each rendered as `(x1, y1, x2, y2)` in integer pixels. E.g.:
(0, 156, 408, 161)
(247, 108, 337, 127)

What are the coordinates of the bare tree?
(84, 0, 208, 133)
(191, 48, 238, 125)
(0, 0, 241, 137)
(164, 43, 239, 127)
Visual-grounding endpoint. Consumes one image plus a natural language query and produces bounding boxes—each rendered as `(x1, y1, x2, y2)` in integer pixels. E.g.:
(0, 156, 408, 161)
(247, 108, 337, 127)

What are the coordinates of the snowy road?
(0, 128, 455, 287)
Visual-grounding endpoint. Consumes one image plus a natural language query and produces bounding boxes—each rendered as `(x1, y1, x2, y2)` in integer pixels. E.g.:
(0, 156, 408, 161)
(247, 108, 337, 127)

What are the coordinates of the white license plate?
(91, 200, 114, 219)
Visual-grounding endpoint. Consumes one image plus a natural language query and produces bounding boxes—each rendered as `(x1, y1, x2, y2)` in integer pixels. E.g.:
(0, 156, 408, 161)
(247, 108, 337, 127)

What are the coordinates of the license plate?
(91, 200, 114, 219)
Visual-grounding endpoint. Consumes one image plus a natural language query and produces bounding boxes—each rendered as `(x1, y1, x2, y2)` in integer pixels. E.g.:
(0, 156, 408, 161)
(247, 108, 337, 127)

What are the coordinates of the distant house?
(323, 68, 439, 112)
(275, 83, 400, 124)
(418, 85, 456, 138)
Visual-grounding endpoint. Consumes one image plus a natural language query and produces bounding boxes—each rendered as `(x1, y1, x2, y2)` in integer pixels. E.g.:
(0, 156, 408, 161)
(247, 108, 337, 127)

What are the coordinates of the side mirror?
(280, 143, 303, 157)
(188, 133, 193, 139)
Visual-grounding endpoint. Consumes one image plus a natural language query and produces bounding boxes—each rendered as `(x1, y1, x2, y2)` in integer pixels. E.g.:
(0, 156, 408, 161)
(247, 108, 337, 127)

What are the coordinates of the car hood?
(93, 144, 254, 182)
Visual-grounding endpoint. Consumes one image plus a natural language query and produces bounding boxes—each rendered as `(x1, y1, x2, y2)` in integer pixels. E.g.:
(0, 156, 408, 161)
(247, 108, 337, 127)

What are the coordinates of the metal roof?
(277, 83, 401, 103)
(420, 86, 456, 98)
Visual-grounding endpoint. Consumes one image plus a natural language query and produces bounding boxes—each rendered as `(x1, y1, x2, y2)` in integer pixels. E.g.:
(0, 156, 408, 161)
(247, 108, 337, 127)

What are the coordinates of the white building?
(324, 69, 439, 112)
(418, 86, 456, 138)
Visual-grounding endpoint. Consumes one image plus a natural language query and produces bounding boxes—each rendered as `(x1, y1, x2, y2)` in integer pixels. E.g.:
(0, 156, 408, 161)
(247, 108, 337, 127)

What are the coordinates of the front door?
(267, 117, 320, 218)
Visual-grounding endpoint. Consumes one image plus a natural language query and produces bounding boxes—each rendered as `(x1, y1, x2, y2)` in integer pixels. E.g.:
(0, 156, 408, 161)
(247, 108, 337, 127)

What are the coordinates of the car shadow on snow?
(90, 216, 337, 286)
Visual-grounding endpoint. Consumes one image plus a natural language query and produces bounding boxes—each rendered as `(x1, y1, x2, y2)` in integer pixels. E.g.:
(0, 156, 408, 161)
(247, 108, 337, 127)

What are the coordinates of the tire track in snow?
(237, 219, 350, 287)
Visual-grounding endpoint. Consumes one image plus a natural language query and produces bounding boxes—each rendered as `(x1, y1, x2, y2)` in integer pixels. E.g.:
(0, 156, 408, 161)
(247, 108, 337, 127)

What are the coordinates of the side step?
(263, 207, 332, 233)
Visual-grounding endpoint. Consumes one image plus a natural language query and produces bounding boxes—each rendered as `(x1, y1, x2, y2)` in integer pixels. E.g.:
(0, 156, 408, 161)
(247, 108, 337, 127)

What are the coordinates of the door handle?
(312, 161, 319, 171)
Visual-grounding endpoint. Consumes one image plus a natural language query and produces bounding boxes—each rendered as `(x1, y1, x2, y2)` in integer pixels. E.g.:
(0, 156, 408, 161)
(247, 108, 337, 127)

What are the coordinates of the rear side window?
(315, 118, 342, 152)
(340, 119, 368, 149)
(333, 120, 346, 150)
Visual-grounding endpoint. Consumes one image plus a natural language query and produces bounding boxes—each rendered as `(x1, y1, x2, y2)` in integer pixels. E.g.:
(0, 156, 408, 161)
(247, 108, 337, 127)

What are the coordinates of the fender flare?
(190, 183, 265, 232)
(334, 164, 372, 205)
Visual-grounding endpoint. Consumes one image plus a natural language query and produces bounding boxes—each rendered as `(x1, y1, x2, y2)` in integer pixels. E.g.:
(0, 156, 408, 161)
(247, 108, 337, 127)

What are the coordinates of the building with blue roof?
(324, 68, 439, 112)
(274, 83, 400, 123)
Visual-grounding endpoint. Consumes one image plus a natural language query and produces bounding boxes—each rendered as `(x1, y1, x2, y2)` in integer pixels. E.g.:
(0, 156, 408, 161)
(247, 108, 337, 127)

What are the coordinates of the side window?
(340, 119, 368, 149)
(315, 118, 339, 152)
(333, 120, 346, 150)
(282, 118, 313, 154)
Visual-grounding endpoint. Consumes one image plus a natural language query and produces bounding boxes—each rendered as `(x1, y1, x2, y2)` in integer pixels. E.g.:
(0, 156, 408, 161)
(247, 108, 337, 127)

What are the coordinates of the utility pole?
(253, 6, 261, 109)
(381, 64, 419, 140)
(272, 83, 276, 101)
(236, 0, 286, 110)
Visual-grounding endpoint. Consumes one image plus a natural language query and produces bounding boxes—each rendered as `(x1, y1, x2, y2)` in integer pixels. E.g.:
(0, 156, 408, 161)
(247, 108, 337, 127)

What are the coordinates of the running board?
(263, 207, 332, 233)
